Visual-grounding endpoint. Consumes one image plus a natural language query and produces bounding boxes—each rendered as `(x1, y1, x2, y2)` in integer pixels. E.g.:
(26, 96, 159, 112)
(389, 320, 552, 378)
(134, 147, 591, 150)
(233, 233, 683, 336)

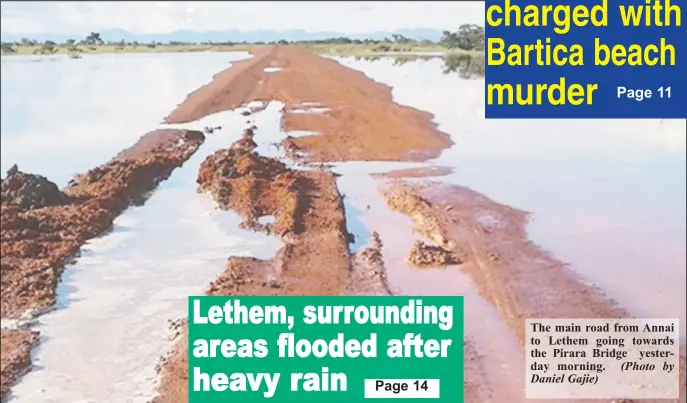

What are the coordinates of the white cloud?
(0, 1, 484, 34)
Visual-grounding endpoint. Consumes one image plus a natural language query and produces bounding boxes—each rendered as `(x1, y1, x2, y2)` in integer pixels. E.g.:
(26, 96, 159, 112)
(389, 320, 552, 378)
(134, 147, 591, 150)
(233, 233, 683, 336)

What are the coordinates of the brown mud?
(154, 46, 683, 402)
(2, 45, 680, 402)
(0, 129, 204, 400)
(164, 46, 453, 163)
(378, 179, 686, 403)
(0, 330, 38, 398)
(154, 127, 352, 403)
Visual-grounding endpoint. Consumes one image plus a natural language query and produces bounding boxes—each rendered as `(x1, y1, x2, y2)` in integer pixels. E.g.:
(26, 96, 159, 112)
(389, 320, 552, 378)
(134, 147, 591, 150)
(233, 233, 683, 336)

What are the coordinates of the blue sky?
(0, 1, 484, 34)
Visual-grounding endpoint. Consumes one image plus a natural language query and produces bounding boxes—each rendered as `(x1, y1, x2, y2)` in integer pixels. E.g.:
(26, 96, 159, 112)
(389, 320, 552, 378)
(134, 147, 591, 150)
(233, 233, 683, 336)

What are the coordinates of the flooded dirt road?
(1, 46, 684, 402)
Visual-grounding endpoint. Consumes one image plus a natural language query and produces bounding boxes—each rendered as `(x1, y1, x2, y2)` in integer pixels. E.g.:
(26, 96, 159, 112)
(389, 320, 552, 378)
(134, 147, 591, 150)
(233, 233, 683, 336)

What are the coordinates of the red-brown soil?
(0, 329, 38, 398)
(152, 46, 459, 401)
(149, 47, 524, 403)
(154, 128, 351, 402)
(164, 46, 452, 162)
(3, 45, 680, 402)
(154, 46, 684, 403)
(407, 240, 460, 268)
(0, 129, 204, 400)
(378, 179, 686, 403)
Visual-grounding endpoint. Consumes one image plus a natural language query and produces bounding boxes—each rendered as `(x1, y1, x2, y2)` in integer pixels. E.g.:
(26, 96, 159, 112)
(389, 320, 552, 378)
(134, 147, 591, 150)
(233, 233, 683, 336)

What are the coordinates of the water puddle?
(264, 67, 282, 73)
(7, 111, 285, 402)
(7, 88, 344, 400)
(6, 51, 683, 401)
(257, 215, 276, 226)
(331, 161, 476, 294)
(289, 107, 331, 114)
(332, 161, 424, 254)
(331, 160, 531, 401)
(330, 55, 687, 341)
(1, 52, 251, 187)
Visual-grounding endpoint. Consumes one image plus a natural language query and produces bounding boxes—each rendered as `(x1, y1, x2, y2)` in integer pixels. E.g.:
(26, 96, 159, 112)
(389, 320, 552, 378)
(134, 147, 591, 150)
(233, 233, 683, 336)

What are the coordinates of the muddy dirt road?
(157, 46, 686, 402)
(1, 46, 684, 402)
(1, 129, 204, 397)
(164, 46, 453, 162)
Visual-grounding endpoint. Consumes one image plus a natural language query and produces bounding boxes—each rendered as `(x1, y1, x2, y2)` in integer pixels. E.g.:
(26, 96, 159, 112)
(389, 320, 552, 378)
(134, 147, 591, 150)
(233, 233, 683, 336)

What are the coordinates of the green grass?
(1, 43, 256, 56)
(303, 43, 483, 56)
(443, 51, 485, 77)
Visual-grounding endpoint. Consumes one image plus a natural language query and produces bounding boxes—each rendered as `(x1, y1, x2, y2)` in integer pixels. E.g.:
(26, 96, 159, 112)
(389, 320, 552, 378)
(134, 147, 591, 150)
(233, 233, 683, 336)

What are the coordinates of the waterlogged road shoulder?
(331, 55, 686, 340)
(0, 52, 250, 187)
(1, 47, 684, 403)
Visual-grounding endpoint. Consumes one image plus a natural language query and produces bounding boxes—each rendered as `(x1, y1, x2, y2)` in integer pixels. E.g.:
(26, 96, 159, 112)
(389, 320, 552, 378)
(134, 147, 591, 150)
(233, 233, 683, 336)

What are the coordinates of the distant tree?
(67, 44, 82, 53)
(278, 39, 289, 45)
(84, 32, 103, 46)
(34, 40, 58, 55)
(1, 42, 15, 54)
(65, 38, 83, 57)
(20, 37, 38, 46)
(440, 30, 458, 46)
(391, 34, 411, 44)
(442, 25, 484, 51)
(458, 24, 485, 50)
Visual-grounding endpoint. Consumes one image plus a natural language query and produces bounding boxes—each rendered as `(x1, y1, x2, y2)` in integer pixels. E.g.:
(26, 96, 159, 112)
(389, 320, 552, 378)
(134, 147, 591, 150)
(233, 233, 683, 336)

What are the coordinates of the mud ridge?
(342, 231, 491, 402)
(407, 240, 461, 268)
(196, 128, 306, 237)
(347, 231, 390, 296)
(378, 179, 686, 402)
(154, 129, 352, 402)
(0, 129, 205, 400)
(0, 330, 38, 399)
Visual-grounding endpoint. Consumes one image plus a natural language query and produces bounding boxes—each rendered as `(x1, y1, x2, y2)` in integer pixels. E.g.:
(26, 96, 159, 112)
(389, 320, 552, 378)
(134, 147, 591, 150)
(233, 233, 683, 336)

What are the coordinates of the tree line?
(1, 25, 485, 55)
(1, 32, 107, 54)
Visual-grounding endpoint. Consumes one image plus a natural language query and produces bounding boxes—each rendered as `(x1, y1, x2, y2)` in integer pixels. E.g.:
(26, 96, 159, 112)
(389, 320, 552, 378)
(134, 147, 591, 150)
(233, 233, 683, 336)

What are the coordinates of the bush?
(441, 25, 485, 51)
(0, 42, 15, 54)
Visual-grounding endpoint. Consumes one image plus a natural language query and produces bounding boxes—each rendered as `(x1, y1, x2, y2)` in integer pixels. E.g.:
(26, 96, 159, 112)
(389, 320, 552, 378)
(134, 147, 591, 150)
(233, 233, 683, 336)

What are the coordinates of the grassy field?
(305, 43, 485, 58)
(1, 42, 483, 57)
(303, 42, 448, 55)
(1, 43, 255, 56)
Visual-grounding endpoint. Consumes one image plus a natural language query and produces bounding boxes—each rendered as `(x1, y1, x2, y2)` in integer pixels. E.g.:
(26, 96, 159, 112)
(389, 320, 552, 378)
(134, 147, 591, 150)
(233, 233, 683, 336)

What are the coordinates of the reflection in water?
(443, 53, 485, 78)
(350, 52, 485, 77)
(330, 55, 686, 339)
(2, 54, 289, 401)
(354, 54, 438, 66)
(8, 110, 283, 402)
(0, 52, 250, 187)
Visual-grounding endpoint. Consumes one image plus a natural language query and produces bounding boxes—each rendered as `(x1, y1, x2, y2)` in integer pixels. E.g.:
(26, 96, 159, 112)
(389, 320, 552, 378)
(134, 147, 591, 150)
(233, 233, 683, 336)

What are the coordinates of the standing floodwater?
(2, 52, 286, 402)
(0, 52, 249, 186)
(332, 56, 686, 340)
(8, 110, 283, 402)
